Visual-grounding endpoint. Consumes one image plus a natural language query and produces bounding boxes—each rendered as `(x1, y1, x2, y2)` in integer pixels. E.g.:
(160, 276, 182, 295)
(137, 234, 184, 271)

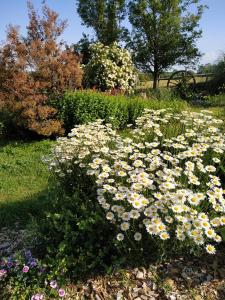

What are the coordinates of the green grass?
(207, 93, 225, 107)
(190, 93, 225, 119)
(0, 140, 54, 227)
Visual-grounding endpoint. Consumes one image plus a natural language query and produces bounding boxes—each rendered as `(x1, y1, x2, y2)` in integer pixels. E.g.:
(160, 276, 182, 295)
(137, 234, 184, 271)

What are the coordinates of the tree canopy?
(128, 0, 205, 88)
(76, 0, 126, 45)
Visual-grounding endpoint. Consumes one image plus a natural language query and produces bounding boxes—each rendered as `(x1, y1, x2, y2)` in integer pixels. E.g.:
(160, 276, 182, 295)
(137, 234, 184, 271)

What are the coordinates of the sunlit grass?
(0, 140, 54, 227)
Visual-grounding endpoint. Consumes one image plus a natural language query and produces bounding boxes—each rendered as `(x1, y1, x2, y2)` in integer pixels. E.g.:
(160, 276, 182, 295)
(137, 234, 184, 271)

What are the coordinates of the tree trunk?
(153, 72, 159, 89)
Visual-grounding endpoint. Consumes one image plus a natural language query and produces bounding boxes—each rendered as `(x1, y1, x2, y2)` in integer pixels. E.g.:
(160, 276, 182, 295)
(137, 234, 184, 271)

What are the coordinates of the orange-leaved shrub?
(0, 2, 83, 137)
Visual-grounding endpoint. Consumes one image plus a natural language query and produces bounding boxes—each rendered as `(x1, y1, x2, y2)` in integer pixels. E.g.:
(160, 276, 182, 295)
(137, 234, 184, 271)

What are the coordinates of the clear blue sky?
(0, 0, 225, 66)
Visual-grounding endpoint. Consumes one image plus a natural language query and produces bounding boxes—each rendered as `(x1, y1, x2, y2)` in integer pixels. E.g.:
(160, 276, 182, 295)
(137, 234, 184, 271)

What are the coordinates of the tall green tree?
(128, 0, 206, 89)
(72, 34, 93, 65)
(76, 0, 126, 45)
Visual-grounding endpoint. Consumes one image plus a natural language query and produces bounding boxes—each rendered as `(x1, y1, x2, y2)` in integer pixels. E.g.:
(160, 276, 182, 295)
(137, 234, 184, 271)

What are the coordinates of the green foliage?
(213, 54, 225, 93)
(76, 0, 126, 45)
(196, 54, 225, 95)
(73, 33, 93, 65)
(198, 63, 217, 74)
(52, 90, 189, 133)
(135, 87, 182, 101)
(35, 167, 159, 281)
(127, 0, 205, 88)
(35, 186, 123, 280)
(198, 55, 225, 80)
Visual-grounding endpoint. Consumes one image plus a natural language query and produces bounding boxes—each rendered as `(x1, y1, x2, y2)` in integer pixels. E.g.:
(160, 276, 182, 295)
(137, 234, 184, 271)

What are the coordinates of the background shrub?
(196, 54, 225, 95)
(84, 42, 137, 92)
(52, 90, 189, 133)
(0, 3, 83, 137)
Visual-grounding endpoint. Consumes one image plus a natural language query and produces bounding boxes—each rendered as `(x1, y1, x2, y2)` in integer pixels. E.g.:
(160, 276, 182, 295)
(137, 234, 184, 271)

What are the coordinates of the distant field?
(138, 74, 213, 89)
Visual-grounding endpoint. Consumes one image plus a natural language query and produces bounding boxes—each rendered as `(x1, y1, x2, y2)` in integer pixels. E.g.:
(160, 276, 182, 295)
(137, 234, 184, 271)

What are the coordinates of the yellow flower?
(206, 244, 216, 254)
(205, 228, 216, 238)
(160, 232, 170, 240)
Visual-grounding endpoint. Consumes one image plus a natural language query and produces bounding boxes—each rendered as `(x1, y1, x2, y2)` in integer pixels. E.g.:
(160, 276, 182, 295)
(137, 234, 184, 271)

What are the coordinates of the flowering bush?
(84, 43, 137, 92)
(48, 109, 225, 255)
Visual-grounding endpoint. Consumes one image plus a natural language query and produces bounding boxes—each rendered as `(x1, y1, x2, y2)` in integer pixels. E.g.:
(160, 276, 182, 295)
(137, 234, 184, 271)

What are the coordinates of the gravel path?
(0, 223, 29, 257)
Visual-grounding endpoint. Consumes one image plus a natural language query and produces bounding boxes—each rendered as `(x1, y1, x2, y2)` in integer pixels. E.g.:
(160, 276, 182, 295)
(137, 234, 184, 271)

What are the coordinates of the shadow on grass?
(0, 189, 51, 228)
(0, 136, 44, 147)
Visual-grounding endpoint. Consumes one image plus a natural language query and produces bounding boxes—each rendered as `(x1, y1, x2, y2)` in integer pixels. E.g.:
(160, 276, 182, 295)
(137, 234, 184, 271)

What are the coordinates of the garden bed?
(0, 106, 225, 299)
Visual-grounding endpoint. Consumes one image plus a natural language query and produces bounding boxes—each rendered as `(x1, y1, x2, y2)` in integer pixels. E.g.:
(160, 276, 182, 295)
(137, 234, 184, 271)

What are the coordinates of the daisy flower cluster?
(48, 109, 225, 254)
(85, 42, 137, 92)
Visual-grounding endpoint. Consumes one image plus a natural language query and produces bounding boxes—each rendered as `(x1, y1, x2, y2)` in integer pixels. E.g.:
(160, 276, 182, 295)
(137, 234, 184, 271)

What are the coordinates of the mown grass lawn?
(0, 139, 54, 227)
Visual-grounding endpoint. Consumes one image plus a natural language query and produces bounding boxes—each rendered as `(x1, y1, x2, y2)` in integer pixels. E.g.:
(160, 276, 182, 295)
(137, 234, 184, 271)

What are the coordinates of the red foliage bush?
(0, 2, 83, 137)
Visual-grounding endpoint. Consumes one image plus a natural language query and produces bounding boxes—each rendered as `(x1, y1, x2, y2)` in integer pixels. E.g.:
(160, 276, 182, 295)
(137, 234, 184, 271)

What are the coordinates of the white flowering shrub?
(48, 110, 225, 255)
(84, 42, 137, 92)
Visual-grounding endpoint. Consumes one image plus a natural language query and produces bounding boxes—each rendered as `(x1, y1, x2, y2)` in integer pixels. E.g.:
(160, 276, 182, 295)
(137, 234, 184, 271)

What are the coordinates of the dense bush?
(35, 186, 128, 279)
(52, 90, 189, 133)
(213, 55, 225, 93)
(48, 109, 225, 256)
(84, 42, 137, 92)
(0, 3, 83, 137)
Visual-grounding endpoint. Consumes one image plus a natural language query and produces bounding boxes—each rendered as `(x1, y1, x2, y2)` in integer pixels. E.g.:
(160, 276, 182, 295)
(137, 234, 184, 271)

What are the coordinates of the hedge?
(51, 90, 189, 133)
